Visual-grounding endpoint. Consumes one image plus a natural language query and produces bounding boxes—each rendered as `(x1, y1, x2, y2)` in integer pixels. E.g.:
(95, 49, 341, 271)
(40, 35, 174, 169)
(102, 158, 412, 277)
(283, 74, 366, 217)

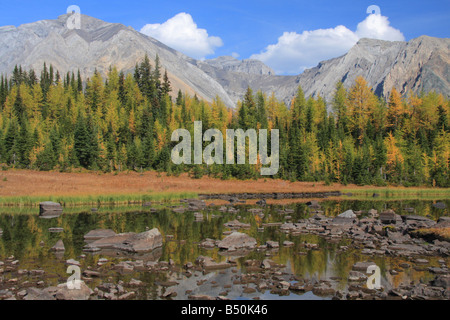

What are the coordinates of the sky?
(0, 0, 449, 75)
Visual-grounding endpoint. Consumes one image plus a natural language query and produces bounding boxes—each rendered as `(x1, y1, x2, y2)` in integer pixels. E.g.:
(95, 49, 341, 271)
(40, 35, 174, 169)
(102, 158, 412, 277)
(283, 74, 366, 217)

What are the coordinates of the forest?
(0, 55, 448, 187)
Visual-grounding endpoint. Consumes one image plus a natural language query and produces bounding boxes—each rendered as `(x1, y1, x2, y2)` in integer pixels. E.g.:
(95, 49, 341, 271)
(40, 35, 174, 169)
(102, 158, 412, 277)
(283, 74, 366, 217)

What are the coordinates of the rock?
(84, 228, 163, 253)
(0, 228, 2, 236)
(256, 199, 267, 206)
(55, 281, 92, 300)
(432, 202, 447, 209)
(414, 259, 429, 265)
(372, 193, 380, 198)
(24, 287, 56, 300)
(428, 267, 449, 275)
(352, 261, 376, 272)
(348, 271, 368, 282)
(432, 275, 450, 288)
(188, 294, 216, 300)
(119, 292, 136, 300)
(66, 259, 81, 266)
(199, 238, 216, 249)
(266, 241, 279, 249)
(332, 216, 356, 225)
(379, 210, 402, 224)
(402, 215, 436, 227)
(194, 212, 204, 221)
(367, 209, 379, 218)
(279, 281, 290, 291)
(312, 283, 336, 296)
(84, 229, 117, 242)
(217, 232, 257, 251)
(39, 201, 63, 218)
(83, 270, 101, 278)
(195, 256, 231, 270)
(51, 239, 65, 252)
(283, 241, 295, 247)
(307, 200, 321, 209)
(48, 227, 64, 233)
(338, 210, 357, 219)
(223, 220, 251, 229)
(128, 279, 143, 287)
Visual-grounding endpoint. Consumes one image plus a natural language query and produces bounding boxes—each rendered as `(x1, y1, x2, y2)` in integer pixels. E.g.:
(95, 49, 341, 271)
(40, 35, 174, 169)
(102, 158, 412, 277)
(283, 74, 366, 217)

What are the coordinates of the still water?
(0, 199, 448, 300)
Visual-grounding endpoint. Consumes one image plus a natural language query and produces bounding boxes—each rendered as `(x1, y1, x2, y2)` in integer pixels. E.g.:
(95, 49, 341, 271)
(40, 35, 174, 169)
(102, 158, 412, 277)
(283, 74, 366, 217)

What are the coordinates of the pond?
(0, 198, 448, 300)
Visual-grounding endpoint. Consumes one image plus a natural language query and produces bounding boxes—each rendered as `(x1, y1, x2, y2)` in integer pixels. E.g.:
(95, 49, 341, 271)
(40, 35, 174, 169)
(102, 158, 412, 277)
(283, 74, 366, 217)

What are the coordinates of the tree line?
(0, 55, 448, 186)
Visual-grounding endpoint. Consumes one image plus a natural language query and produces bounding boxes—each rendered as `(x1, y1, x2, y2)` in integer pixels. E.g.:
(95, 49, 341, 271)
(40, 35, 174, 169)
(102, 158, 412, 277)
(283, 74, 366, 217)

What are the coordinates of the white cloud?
(140, 12, 223, 60)
(231, 52, 240, 59)
(251, 14, 405, 75)
(356, 14, 405, 41)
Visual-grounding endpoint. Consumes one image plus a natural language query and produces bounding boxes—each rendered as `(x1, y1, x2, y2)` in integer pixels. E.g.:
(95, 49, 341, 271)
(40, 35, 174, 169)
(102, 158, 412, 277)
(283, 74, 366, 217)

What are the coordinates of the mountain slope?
(0, 14, 235, 107)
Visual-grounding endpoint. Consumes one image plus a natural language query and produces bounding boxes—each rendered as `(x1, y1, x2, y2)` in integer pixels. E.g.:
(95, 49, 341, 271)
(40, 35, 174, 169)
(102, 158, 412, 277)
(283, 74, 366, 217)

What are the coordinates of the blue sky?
(0, 0, 449, 74)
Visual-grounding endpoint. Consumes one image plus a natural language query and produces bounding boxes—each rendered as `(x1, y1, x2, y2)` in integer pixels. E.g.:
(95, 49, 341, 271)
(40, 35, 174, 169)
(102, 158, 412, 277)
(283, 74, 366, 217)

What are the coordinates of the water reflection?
(0, 199, 448, 300)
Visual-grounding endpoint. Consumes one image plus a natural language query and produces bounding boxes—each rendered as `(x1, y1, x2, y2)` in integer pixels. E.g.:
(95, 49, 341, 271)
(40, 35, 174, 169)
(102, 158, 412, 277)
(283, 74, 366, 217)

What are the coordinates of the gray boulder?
(338, 210, 357, 219)
(217, 232, 257, 251)
(84, 228, 163, 253)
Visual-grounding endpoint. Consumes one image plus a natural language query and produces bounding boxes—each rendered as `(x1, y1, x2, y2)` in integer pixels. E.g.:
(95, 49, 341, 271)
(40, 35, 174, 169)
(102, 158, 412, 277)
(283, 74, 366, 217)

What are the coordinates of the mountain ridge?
(0, 14, 448, 108)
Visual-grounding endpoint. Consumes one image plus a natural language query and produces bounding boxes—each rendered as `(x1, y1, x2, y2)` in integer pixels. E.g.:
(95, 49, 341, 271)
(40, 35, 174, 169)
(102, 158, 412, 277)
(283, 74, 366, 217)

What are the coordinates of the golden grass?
(412, 227, 450, 242)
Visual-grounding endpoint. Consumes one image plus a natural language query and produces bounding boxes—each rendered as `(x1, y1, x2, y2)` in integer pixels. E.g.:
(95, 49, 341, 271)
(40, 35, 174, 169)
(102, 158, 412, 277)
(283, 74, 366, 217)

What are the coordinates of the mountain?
(0, 14, 448, 109)
(197, 36, 450, 107)
(0, 14, 235, 107)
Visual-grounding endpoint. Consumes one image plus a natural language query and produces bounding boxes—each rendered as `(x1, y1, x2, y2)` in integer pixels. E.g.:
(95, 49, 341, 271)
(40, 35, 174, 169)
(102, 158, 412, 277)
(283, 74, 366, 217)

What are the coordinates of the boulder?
(24, 287, 56, 300)
(39, 201, 63, 218)
(338, 210, 356, 219)
(217, 232, 257, 251)
(379, 210, 402, 224)
(55, 281, 92, 300)
(84, 228, 163, 253)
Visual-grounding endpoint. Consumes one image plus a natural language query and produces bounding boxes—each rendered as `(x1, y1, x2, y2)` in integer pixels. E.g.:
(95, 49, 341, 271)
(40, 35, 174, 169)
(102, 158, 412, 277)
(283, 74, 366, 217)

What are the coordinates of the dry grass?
(0, 169, 447, 199)
(0, 169, 349, 198)
(412, 227, 450, 242)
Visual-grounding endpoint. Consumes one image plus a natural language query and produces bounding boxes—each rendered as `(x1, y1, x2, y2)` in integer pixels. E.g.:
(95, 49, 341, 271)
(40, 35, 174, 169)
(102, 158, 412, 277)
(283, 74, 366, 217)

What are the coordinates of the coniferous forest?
(0, 55, 448, 187)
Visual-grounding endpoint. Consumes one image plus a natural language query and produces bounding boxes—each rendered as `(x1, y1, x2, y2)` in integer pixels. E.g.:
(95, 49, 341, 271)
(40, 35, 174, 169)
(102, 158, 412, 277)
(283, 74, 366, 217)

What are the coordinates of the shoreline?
(0, 169, 448, 206)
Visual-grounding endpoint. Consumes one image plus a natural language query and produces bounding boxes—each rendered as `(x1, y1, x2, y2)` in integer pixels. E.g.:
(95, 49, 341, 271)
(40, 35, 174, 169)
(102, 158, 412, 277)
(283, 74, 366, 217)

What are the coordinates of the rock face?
(200, 56, 275, 76)
(39, 201, 63, 217)
(84, 228, 163, 253)
(217, 232, 257, 251)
